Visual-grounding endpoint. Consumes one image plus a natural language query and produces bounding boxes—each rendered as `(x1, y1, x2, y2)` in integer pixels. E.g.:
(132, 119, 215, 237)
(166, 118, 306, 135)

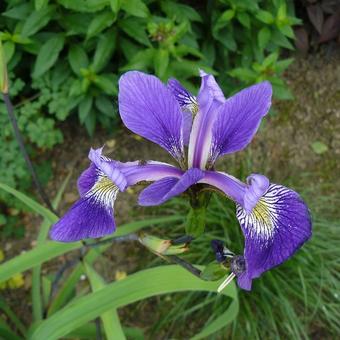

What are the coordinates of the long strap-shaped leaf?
(84, 262, 125, 340)
(30, 265, 238, 340)
(0, 182, 58, 223)
(0, 216, 181, 283)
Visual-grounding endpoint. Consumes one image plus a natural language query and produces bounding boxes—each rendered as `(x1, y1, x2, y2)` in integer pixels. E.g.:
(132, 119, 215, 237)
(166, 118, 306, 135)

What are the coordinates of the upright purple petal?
(188, 72, 225, 169)
(119, 71, 184, 162)
(236, 183, 312, 290)
(168, 78, 198, 145)
(209, 82, 272, 165)
(139, 168, 204, 206)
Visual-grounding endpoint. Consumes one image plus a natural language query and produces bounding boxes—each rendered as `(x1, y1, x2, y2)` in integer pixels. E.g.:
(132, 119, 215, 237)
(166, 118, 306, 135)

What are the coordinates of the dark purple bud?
(231, 255, 246, 275)
(211, 240, 226, 263)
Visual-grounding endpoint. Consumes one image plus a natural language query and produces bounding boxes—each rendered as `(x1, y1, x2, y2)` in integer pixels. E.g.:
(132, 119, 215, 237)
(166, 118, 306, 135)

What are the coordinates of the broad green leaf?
(219, 9, 235, 23)
(229, 67, 257, 82)
(278, 24, 295, 39)
(0, 182, 57, 223)
(78, 96, 93, 123)
(275, 58, 294, 73)
(311, 141, 328, 155)
(119, 18, 151, 47)
(237, 12, 250, 28)
(35, 0, 49, 10)
(32, 35, 65, 78)
(60, 13, 92, 35)
(94, 74, 117, 95)
(120, 48, 154, 71)
(258, 27, 271, 49)
(95, 96, 115, 117)
(277, 3, 287, 22)
(0, 216, 182, 283)
(262, 52, 279, 68)
(110, 0, 121, 13)
(87, 12, 116, 38)
(31, 265, 238, 340)
(21, 5, 55, 37)
(121, 0, 149, 18)
(256, 10, 274, 24)
(92, 30, 117, 73)
(58, 0, 106, 12)
(84, 263, 125, 340)
(161, 1, 202, 22)
(2, 3, 32, 20)
(271, 30, 294, 49)
(174, 45, 203, 59)
(154, 49, 169, 80)
(3, 41, 15, 63)
(84, 111, 96, 136)
(68, 46, 89, 75)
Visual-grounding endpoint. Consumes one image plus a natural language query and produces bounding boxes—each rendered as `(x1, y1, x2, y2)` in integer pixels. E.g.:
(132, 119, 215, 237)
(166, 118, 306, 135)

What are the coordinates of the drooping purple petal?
(139, 168, 204, 206)
(50, 175, 118, 242)
(188, 72, 225, 169)
(209, 81, 272, 165)
(53, 147, 184, 242)
(236, 183, 312, 290)
(119, 71, 184, 162)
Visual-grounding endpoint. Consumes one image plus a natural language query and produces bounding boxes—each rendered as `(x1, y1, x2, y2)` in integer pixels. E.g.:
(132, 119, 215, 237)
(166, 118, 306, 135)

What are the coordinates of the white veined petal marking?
(236, 184, 291, 243)
(177, 92, 198, 116)
(85, 171, 119, 210)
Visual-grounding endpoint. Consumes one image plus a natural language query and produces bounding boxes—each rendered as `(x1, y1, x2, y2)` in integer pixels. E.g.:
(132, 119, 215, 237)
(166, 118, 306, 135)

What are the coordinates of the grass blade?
(0, 182, 57, 223)
(30, 265, 238, 340)
(84, 262, 125, 340)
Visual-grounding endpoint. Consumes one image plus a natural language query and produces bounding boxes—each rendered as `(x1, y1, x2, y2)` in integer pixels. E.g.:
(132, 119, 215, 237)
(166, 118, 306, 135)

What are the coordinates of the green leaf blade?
(31, 265, 238, 340)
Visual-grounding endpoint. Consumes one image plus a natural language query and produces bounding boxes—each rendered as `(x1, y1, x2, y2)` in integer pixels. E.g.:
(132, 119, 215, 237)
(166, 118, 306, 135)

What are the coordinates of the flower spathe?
(50, 70, 312, 291)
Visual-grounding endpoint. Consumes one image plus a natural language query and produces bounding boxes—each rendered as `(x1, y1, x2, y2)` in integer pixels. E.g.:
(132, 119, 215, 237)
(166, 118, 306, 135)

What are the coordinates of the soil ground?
(1, 46, 339, 337)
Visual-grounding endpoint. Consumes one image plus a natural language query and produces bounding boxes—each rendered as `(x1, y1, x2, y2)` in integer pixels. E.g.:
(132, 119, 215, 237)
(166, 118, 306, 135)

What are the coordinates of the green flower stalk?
(0, 40, 8, 94)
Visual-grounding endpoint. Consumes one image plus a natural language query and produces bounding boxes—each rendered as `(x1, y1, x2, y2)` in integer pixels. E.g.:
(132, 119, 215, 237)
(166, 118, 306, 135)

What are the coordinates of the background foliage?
(0, 0, 299, 228)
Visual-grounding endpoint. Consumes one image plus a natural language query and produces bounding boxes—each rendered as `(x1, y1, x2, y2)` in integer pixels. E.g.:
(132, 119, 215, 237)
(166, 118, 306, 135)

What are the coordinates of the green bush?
(0, 0, 299, 232)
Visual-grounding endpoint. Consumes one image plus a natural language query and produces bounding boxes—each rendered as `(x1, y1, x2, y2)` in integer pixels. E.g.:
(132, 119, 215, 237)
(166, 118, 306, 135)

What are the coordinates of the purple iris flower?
(50, 70, 312, 290)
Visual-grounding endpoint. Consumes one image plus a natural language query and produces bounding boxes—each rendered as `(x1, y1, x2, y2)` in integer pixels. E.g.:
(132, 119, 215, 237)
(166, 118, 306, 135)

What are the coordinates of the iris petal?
(209, 81, 272, 165)
(168, 78, 198, 145)
(50, 174, 118, 242)
(119, 71, 184, 162)
(139, 168, 204, 206)
(52, 147, 183, 242)
(188, 72, 225, 169)
(236, 183, 312, 290)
